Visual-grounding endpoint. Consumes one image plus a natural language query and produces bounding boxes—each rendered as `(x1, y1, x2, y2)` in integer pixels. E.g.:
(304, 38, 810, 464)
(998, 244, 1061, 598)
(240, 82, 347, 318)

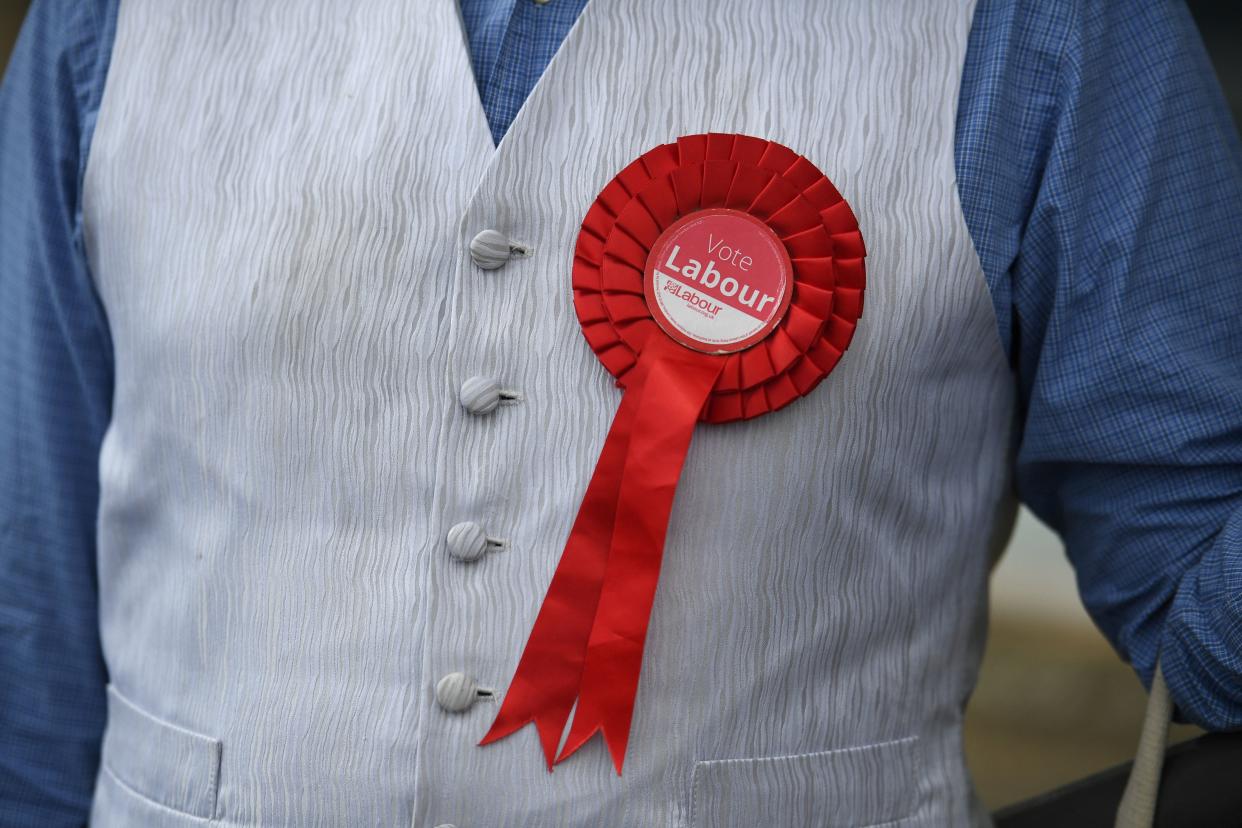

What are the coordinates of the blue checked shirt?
(3, 0, 1241, 823)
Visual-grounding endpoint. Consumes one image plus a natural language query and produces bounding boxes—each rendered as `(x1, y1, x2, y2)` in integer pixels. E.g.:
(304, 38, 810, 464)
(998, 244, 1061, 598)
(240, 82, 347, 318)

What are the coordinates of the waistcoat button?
(446, 521, 501, 562)
(435, 672, 486, 713)
(469, 229, 528, 270)
(459, 376, 521, 415)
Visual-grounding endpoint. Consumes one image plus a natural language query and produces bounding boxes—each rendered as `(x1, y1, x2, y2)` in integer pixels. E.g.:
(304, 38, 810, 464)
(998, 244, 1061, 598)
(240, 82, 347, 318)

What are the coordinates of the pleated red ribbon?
(478, 133, 866, 774)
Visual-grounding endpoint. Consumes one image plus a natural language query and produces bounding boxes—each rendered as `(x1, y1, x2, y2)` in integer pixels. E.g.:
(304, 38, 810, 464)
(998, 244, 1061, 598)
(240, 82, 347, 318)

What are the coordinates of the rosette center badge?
(646, 208, 792, 354)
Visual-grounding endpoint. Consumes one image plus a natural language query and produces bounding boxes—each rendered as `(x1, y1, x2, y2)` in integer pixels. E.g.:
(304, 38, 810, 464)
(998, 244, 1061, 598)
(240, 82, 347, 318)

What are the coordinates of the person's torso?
(82, 1, 1016, 825)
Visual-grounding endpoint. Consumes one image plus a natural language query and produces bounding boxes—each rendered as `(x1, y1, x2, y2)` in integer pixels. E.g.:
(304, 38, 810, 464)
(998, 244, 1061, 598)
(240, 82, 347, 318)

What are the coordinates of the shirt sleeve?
(957, 0, 1242, 730)
(0, 0, 119, 823)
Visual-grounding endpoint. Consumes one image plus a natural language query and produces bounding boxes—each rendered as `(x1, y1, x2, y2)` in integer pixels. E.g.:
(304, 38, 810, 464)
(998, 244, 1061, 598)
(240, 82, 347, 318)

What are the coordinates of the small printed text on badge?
(661, 280, 722, 319)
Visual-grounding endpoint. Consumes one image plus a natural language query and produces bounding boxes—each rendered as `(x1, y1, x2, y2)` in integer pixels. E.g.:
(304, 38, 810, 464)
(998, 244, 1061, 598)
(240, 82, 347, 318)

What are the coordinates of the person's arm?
(0, 0, 119, 823)
(957, 0, 1242, 728)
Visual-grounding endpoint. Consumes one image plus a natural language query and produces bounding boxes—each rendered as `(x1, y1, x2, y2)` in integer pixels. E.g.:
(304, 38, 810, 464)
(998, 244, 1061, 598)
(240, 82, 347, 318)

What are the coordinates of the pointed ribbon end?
(604, 728, 628, 776)
(477, 713, 527, 748)
(554, 720, 600, 766)
(480, 709, 572, 773)
(553, 717, 629, 775)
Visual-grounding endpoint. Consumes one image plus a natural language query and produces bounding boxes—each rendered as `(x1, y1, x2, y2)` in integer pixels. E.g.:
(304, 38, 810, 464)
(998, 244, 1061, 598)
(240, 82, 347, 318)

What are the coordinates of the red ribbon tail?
(555, 340, 725, 774)
(476, 692, 572, 771)
(478, 355, 658, 769)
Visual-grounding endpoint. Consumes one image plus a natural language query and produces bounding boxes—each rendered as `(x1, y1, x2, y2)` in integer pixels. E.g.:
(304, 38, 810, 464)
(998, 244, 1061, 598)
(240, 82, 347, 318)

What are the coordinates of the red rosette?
(481, 134, 865, 776)
(572, 132, 865, 423)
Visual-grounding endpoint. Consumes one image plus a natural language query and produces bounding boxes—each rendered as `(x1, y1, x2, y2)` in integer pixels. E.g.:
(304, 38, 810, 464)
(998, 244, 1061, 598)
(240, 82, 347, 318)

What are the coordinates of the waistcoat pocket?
(690, 735, 921, 828)
(100, 683, 222, 820)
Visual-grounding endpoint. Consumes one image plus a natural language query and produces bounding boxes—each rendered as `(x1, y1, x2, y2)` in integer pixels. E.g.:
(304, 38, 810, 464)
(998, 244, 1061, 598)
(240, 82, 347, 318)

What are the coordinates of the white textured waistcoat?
(82, 1, 1017, 825)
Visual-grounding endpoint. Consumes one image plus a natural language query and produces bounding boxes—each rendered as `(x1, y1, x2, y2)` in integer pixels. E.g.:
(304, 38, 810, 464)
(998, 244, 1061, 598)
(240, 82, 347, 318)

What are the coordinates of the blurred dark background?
(1190, 1, 1242, 123)
(1, 0, 1240, 814)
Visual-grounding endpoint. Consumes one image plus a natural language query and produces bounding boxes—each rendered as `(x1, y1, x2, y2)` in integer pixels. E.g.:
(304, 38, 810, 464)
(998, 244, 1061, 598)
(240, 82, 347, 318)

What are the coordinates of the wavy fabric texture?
(81, 1, 1012, 826)
(84, 1, 494, 824)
